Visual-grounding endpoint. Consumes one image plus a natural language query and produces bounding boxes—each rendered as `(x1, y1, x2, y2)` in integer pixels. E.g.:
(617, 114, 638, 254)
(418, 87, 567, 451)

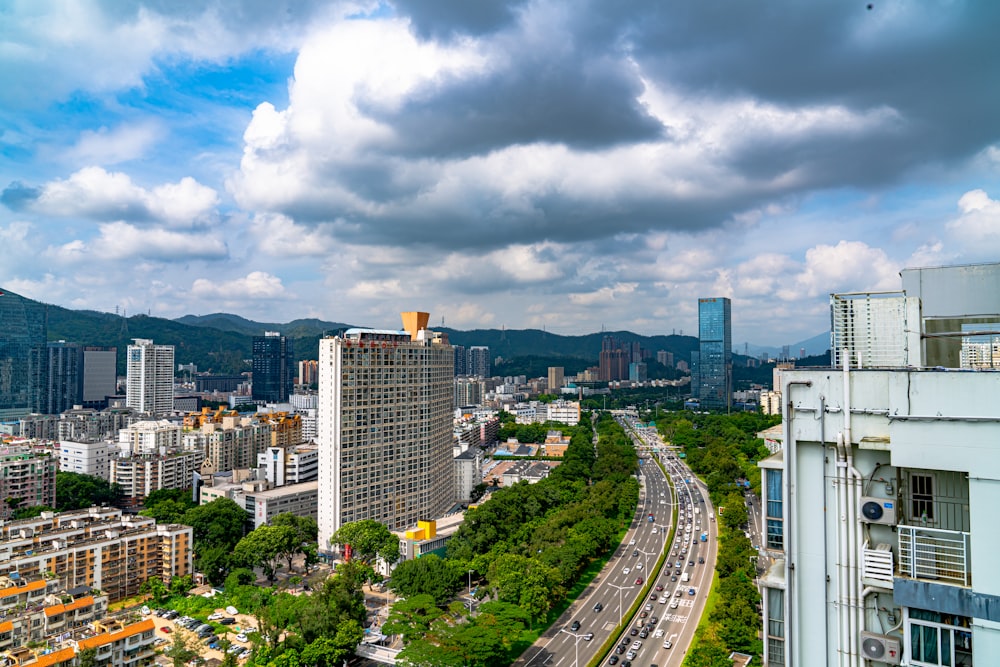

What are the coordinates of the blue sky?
(1, 0, 999, 347)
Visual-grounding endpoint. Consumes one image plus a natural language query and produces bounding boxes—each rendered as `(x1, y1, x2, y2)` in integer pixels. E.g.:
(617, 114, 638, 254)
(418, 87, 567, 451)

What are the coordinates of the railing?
(897, 525, 971, 587)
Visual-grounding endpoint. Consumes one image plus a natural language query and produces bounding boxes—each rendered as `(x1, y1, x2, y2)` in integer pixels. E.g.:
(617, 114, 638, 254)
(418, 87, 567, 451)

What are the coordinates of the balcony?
(897, 525, 971, 587)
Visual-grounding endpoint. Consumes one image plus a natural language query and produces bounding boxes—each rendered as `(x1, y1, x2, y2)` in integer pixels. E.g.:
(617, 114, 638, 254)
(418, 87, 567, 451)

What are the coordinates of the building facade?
(252, 332, 294, 403)
(58, 439, 110, 480)
(81, 346, 117, 409)
(45, 342, 82, 415)
(696, 297, 732, 410)
(0, 450, 57, 519)
(467, 346, 491, 378)
(110, 451, 203, 499)
(0, 289, 47, 421)
(761, 263, 1000, 667)
(547, 366, 564, 392)
(125, 339, 174, 415)
(317, 312, 455, 554)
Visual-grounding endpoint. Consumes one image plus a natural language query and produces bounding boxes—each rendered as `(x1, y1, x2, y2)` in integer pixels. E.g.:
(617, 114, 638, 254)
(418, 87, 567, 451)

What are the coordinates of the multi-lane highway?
(516, 416, 719, 667)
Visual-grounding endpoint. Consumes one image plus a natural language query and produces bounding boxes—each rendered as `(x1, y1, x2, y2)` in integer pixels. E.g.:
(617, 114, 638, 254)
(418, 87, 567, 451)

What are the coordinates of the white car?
(623, 567, 631, 575)
(236, 634, 249, 643)
(208, 613, 223, 621)
(629, 539, 636, 545)
(669, 599, 679, 609)
(654, 629, 664, 638)
(663, 640, 673, 649)
(658, 596, 668, 604)
(635, 563, 643, 570)
(651, 528, 658, 534)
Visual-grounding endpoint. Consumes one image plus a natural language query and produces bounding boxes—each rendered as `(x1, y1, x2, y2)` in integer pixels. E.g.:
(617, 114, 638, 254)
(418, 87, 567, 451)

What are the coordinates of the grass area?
(684, 568, 721, 658)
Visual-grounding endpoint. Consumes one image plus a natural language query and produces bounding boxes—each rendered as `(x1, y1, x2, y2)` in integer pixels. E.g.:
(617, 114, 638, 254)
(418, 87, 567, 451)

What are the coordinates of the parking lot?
(148, 606, 260, 664)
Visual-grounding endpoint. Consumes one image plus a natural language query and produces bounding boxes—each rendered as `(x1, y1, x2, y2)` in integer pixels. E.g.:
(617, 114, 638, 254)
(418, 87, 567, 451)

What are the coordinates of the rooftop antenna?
(120, 309, 129, 336)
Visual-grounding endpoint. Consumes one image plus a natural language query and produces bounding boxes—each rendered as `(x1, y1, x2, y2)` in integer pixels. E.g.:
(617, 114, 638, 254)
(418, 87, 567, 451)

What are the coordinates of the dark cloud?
(1, 183, 40, 211)
(390, 0, 523, 39)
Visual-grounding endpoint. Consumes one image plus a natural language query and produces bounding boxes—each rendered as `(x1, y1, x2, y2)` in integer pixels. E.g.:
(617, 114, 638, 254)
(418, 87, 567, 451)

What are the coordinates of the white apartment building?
(761, 263, 1000, 667)
(118, 419, 182, 455)
(454, 446, 483, 504)
(547, 399, 581, 425)
(110, 450, 203, 499)
(317, 312, 455, 554)
(257, 444, 319, 485)
(125, 339, 174, 415)
(200, 478, 318, 529)
(58, 439, 110, 479)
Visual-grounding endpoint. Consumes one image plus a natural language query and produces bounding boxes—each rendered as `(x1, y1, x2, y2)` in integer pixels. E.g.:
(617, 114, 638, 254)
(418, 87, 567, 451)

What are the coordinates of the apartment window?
(911, 474, 935, 523)
(909, 608, 972, 666)
(766, 469, 783, 550)
(766, 587, 785, 666)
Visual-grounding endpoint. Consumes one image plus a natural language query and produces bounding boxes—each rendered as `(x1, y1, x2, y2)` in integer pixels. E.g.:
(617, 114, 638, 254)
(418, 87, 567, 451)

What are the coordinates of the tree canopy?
(55, 472, 120, 511)
(330, 519, 400, 565)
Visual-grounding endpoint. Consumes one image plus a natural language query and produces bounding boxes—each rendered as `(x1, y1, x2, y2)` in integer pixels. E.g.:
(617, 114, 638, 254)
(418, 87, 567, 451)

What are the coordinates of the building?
(58, 439, 110, 480)
(187, 412, 302, 475)
(547, 366, 564, 392)
(298, 360, 318, 386)
(0, 508, 193, 602)
(467, 346, 491, 378)
(317, 312, 455, 554)
(541, 430, 570, 457)
(110, 450, 203, 499)
(200, 478, 318, 529)
(599, 336, 630, 382)
(0, 289, 47, 421)
(45, 342, 82, 415)
(452, 345, 466, 377)
(252, 332, 294, 403)
(760, 262, 1000, 667)
(454, 376, 483, 407)
(0, 449, 57, 518)
(628, 361, 647, 383)
(118, 420, 182, 455)
(395, 513, 466, 562)
(58, 406, 136, 443)
(656, 350, 674, 368)
(0, 578, 109, 650)
(547, 400, 581, 425)
(125, 339, 174, 415)
(81, 346, 117, 409)
(454, 447, 483, 504)
(257, 444, 319, 485)
(193, 374, 246, 393)
(696, 297, 732, 410)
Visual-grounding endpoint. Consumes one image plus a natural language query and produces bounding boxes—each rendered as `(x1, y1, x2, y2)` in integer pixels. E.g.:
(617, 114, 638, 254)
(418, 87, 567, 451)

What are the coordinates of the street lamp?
(655, 523, 670, 551)
(559, 628, 584, 667)
(606, 582, 630, 624)
(636, 548, 654, 577)
(468, 569, 474, 594)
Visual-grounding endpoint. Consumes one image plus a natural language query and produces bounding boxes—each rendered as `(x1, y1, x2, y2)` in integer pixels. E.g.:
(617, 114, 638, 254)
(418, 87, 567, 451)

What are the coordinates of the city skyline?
(2, 2, 999, 346)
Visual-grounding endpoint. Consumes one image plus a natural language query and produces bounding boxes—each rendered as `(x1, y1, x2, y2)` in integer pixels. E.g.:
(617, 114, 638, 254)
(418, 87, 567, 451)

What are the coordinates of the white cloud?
(191, 271, 286, 299)
(945, 189, 1000, 253)
(47, 222, 227, 262)
(779, 240, 899, 300)
(569, 282, 638, 306)
(66, 122, 163, 165)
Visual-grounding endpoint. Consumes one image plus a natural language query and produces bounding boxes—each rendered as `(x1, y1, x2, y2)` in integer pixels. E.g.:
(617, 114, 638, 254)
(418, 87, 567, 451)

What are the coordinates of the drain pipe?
(818, 394, 832, 664)
(843, 350, 864, 667)
(785, 379, 812, 667)
(836, 432, 849, 667)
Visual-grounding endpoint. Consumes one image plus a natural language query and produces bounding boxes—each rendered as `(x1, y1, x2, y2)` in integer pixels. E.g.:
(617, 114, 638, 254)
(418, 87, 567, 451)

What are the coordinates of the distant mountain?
(175, 313, 354, 337)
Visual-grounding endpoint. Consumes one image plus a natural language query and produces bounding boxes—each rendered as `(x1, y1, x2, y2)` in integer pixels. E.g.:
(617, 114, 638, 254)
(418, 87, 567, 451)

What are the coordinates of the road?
(515, 434, 674, 667)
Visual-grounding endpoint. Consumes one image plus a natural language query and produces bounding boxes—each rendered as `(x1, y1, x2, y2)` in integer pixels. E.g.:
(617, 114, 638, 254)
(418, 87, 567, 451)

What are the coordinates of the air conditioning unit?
(860, 496, 897, 525)
(860, 631, 901, 664)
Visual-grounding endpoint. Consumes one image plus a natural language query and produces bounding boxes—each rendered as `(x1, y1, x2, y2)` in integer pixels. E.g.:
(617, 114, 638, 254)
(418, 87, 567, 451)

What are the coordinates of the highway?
(516, 430, 674, 666)
(515, 416, 719, 667)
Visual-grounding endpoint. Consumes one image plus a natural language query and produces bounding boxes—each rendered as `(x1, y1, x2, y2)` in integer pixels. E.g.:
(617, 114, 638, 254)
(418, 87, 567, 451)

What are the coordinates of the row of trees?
(385, 413, 641, 666)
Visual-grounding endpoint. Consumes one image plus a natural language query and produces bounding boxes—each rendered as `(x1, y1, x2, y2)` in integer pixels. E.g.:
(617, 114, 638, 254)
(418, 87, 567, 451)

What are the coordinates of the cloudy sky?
(2, 0, 999, 346)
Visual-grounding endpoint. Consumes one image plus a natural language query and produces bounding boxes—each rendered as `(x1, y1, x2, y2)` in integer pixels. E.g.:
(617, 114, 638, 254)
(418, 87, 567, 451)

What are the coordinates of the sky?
(1, 1, 999, 347)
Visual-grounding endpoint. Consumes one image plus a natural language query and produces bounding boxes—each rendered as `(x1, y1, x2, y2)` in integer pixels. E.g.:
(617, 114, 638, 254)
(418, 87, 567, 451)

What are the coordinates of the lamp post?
(655, 523, 670, 552)
(559, 628, 583, 667)
(637, 548, 654, 578)
(468, 569, 474, 594)
(606, 582, 630, 624)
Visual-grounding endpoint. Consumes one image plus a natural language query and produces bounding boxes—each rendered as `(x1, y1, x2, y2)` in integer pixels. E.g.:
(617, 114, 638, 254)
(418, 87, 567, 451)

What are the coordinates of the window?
(766, 587, 785, 666)
(911, 474, 935, 523)
(766, 469, 783, 550)
(909, 609, 972, 666)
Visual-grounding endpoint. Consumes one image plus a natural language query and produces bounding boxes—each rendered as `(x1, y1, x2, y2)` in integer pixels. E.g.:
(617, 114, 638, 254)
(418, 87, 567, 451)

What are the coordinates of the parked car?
(608, 657, 619, 665)
(236, 633, 249, 642)
(220, 617, 236, 625)
(160, 627, 171, 634)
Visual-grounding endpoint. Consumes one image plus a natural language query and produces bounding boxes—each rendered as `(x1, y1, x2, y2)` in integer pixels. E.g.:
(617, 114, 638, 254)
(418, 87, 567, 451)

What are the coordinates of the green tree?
(170, 575, 194, 597)
(389, 554, 463, 606)
(179, 497, 248, 551)
(140, 576, 169, 604)
(197, 543, 233, 586)
(141, 498, 192, 523)
(11, 505, 53, 520)
(78, 648, 97, 667)
(330, 519, 400, 565)
(55, 472, 120, 510)
(165, 631, 196, 667)
(383, 594, 446, 644)
(233, 526, 297, 581)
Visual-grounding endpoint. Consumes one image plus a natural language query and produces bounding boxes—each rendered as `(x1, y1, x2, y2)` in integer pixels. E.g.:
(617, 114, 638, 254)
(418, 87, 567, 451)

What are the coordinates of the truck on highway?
(648, 513, 655, 522)
(700, 532, 708, 542)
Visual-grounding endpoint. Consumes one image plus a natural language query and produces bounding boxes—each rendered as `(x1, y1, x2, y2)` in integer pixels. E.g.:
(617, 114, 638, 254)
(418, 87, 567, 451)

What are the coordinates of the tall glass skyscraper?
(0, 289, 48, 420)
(252, 332, 294, 403)
(697, 297, 732, 410)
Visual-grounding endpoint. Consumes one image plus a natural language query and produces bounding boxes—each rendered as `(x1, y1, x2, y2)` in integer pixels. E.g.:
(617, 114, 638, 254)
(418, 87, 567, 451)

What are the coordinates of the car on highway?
(635, 563, 643, 570)
(623, 567, 630, 575)
(593, 602, 603, 612)
(699, 557, 705, 564)
(639, 611, 648, 618)
(634, 577, 644, 585)
(663, 640, 673, 649)
(689, 560, 695, 566)
(669, 599, 679, 609)
(628, 628, 638, 637)
(638, 628, 648, 638)
(608, 657, 619, 665)
(626, 650, 637, 660)
(654, 629, 664, 638)
(630, 641, 642, 650)
(688, 588, 696, 596)
(629, 539, 636, 545)
(655, 584, 664, 591)
(659, 595, 668, 604)
(583, 633, 594, 641)
(675, 590, 682, 597)
(570, 620, 581, 631)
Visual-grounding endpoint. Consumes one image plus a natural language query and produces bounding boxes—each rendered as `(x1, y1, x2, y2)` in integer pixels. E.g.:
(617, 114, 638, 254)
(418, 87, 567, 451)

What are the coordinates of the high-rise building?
(126, 339, 174, 415)
(81, 346, 117, 408)
(547, 366, 564, 392)
(656, 350, 674, 368)
(468, 346, 491, 377)
(0, 448, 57, 518)
(252, 332, 293, 403)
(453, 345, 467, 376)
(317, 312, 454, 554)
(760, 262, 1000, 667)
(696, 297, 732, 410)
(599, 335, 630, 382)
(0, 288, 47, 420)
(298, 359, 318, 386)
(45, 341, 83, 414)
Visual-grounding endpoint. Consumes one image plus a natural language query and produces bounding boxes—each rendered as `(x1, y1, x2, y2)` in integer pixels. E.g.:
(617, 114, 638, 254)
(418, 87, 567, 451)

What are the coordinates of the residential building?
(0, 449, 56, 519)
(58, 439, 110, 480)
(656, 350, 674, 368)
(599, 336, 630, 382)
(252, 332, 294, 403)
(192, 374, 246, 393)
(118, 420, 182, 455)
(298, 360, 318, 386)
(0, 508, 193, 602)
(0, 289, 47, 421)
(110, 450, 203, 499)
(760, 262, 1000, 667)
(468, 346, 491, 378)
(0, 579, 109, 651)
(45, 342, 82, 415)
(81, 346, 117, 409)
(187, 412, 302, 475)
(454, 377, 483, 407)
(58, 406, 136, 443)
(257, 443, 319, 485)
(628, 361, 647, 383)
(454, 447, 483, 504)
(453, 345, 467, 377)
(547, 366, 564, 392)
(200, 478, 317, 529)
(547, 400, 581, 425)
(317, 312, 455, 554)
(125, 339, 174, 415)
(696, 297, 732, 410)
(541, 430, 570, 457)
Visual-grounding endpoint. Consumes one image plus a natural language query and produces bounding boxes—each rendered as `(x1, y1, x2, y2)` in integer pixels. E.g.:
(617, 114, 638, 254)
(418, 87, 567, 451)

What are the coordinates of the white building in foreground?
(761, 262, 1000, 667)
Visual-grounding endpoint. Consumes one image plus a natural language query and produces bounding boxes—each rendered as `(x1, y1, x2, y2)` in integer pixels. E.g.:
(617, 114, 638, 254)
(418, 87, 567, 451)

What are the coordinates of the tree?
(141, 499, 192, 523)
(140, 576, 169, 604)
(179, 497, 248, 551)
(11, 505, 53, 520)
(78, 648, 97, 667)
(197, 543, 233, 586)
(233, 525, 297, 581)
(330, 519, 400, 565)
(55, 472, 120, 510)
(383, 594, 446, 644)
(165, 631, 196, 667)
(170, 575, 194, 597)
(389, 554, 463, 606)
